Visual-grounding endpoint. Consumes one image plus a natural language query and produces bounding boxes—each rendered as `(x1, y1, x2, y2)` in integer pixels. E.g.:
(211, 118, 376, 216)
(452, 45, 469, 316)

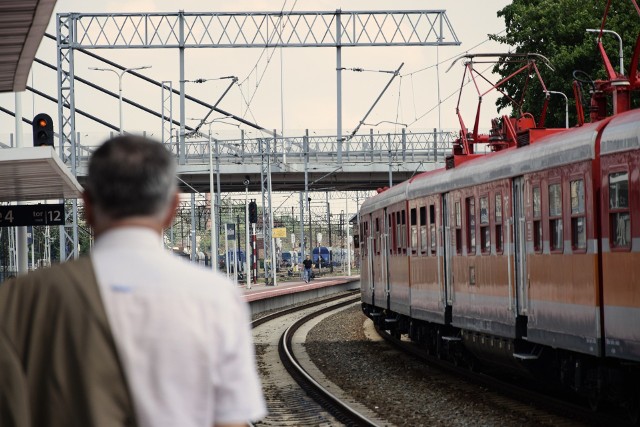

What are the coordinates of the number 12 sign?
(0, 204, 65, 227)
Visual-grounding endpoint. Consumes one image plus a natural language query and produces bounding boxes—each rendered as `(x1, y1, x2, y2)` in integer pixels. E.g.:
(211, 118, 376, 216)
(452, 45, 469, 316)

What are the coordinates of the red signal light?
(38, 119, 47, 127)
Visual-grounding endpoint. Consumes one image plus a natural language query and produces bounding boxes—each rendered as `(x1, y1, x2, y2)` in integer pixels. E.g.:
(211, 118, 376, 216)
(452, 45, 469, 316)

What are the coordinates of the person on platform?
(302, 255, 313, 283)
(0, 135, 267, 427)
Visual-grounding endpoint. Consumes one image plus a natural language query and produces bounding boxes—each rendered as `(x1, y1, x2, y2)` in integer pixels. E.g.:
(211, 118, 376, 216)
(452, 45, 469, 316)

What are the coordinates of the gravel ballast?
(304, 305, 576, 427)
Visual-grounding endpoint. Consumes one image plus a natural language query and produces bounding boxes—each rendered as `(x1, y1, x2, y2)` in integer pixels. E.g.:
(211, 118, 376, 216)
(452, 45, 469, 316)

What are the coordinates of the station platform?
(242, 276, 360, 315)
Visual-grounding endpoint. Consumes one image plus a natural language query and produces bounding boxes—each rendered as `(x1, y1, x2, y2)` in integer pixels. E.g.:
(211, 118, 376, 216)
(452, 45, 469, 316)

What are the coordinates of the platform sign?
(0, 204, 64, 227)
(272, 227, 287, 238)
(226, 224, 235, 241)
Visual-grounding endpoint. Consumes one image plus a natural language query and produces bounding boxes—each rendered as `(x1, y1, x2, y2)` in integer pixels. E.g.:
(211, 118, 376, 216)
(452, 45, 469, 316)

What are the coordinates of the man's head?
(306, 255, 310, 260)
(83, 135, 179, 236)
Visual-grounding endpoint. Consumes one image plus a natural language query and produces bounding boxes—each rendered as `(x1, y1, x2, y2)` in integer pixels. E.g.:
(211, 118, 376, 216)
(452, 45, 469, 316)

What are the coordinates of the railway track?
(375, 326, 631, 427)
(251, 292, 379, 427)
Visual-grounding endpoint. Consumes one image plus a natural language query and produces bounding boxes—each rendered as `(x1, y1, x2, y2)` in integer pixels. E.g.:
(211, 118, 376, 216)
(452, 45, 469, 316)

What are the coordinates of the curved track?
(251, 292, 378, 427)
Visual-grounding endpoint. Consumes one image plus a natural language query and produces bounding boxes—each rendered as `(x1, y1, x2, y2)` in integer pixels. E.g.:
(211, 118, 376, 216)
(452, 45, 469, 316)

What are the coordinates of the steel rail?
(279, 295, 378, 427)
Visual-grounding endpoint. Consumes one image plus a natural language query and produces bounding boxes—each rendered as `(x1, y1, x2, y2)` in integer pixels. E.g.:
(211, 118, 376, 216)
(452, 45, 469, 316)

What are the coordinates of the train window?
(410, 208, 417, 255)
(570, 180, 587, 250)
(429, 205, 436, 255)
(466, 197, 476, 255)
(495, 193, 503, 253)
(375, 218, 379, 255)
(395, 212, 400, 254)
(455, 201, 462, 254)
(609, 171, 631, 248)
(420, 206, 428, 255)
(362, 222, 368, 256)
(549, 183, 563, 251)
(480, 196, 490, 254)
(391, 213, 396, 255)
(533, 187, 542, 253)
(401, 209, 407, 254)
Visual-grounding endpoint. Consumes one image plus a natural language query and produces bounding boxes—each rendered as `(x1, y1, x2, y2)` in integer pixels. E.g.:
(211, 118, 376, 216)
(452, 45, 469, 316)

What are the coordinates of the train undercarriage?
(362, 302, 640, 423)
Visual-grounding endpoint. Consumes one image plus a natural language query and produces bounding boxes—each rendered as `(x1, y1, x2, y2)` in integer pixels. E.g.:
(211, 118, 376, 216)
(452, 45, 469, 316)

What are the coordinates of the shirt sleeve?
(212, 288, 267, 424)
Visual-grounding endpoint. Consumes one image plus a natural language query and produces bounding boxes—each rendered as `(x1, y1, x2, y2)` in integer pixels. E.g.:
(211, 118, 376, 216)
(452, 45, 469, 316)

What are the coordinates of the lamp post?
(243, 177, 251, 289)
(89, 65, 152, 133)
(545, 90, 569, 128)
(208, 125, 218, 273)
(586, 28, 624, 75)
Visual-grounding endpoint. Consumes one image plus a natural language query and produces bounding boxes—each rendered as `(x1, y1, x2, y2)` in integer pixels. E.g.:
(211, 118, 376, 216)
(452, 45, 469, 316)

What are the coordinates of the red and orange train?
(359, 2, 640, 412)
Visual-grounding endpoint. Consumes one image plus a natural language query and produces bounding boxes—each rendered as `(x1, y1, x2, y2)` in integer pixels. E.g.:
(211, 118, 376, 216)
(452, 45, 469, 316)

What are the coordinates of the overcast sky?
(1, 0, 512, 145)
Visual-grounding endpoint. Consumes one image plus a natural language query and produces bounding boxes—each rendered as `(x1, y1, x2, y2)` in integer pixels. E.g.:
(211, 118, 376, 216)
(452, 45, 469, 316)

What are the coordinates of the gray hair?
(85, 135, 177, 220)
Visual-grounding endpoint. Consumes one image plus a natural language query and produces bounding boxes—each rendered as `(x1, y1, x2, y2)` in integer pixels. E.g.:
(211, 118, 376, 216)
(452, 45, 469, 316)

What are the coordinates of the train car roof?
(601, 109, 640, 155)
(360, 180, 410, 215)
(360, 122, 602, 216)
(407, 122, 600, 200)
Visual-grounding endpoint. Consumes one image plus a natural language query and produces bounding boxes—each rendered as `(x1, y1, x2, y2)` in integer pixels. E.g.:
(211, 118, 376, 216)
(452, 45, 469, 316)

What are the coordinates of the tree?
(490, 0, 639, 127)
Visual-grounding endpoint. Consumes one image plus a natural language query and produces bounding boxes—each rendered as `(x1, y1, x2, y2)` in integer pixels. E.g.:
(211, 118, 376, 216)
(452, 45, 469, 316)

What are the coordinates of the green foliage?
(490, 0, 639, 127)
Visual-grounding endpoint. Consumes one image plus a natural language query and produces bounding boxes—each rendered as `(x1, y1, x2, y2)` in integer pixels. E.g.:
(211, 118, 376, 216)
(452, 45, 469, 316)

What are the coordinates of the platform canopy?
(0, 147, 82, 202)
(0, 0, 56, 92)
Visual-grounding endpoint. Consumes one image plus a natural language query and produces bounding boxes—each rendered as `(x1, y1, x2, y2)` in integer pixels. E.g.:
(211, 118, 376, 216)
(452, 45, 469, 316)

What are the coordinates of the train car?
(600, 110, 640, 362)
(360, 2, 640, 411)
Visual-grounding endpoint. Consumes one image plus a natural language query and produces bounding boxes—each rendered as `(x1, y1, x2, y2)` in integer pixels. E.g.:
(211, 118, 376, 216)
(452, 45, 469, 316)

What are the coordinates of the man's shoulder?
(9, 257, 92, 287)
(161, 254, 241, 297)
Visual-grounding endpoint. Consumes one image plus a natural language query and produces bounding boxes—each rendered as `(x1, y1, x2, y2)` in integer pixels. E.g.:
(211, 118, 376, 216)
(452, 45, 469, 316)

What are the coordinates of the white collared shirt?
(91, 227, 266, 427)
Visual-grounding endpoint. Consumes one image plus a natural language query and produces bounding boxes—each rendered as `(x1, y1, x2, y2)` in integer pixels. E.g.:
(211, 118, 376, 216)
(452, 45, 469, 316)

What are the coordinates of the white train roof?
(360, 180, 409, 215)
(361, 122, 601, 215)
(601, 109, 640, 155)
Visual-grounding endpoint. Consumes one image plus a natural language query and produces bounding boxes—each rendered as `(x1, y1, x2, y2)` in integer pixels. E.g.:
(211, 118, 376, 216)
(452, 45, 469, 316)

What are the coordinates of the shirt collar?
(93, 226, 164, 251)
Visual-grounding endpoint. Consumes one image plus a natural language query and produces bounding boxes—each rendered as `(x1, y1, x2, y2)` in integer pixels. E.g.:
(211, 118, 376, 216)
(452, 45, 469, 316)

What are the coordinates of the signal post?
(249, 199, 258, 285)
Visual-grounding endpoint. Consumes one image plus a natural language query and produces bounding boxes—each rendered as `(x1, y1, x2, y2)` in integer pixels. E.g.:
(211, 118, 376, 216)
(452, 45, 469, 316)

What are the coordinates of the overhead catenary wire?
(406, 62, 496, 128)
(236, 0, 298, 129)
(400, 29, 506, 78)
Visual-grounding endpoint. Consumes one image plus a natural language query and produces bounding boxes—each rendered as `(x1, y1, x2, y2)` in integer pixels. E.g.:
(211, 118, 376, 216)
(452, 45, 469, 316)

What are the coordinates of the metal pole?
(209, 131, 217, 272)
(178, 10, 186, 165)
(586, 29, 624, 75)
(233, 238, 238, 285)
(336, 9, 343, 164)
(14, 92, 28, 275)
(252, 222, 257, 285)
(304, 130, 311, 257)
(190, 193, 196, 262)
(245, 186, 251, 288)
(346, 196, 351, 276)
(546, 91, 569, 128)
(299, 192, 304, 265)
(270, 132, 277, 286)
(388, 133, 393, 187)
(225, 225, 229, 278)
(118, 73, 123, 134)
(326, 191, 333, 273)
(215, 138, 221, 259)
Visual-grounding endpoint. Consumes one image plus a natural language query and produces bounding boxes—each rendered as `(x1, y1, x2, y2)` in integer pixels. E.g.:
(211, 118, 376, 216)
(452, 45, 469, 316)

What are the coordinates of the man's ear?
(82, 191, 95, 228)
(162, 192, 180, 229)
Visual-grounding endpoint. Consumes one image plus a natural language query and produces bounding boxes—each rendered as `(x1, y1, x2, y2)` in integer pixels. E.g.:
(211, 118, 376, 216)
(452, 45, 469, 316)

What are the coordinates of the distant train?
(312, 246, 332, 267)
(360, 4, 640, 415)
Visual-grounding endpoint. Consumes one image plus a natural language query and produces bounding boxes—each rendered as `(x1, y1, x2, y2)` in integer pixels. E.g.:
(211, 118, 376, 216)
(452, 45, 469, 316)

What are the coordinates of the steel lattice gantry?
(56, 9, 460, 264)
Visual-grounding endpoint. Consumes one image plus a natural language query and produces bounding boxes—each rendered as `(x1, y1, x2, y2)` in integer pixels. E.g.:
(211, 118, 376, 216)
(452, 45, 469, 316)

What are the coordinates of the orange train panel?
(389, 255, 410, 316)
(409, 256, 444, 323)
(526, 253, 601, 356)
(450, 254, 516, 338)
(602, 252, 640, 361)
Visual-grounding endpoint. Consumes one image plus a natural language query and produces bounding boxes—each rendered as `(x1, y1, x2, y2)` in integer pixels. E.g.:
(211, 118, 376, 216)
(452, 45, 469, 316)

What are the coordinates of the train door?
(512, 177, 529, 317)
(366, 215, 375, 306)
(442, 193, 454, 306)
(381, 208, 391, 309)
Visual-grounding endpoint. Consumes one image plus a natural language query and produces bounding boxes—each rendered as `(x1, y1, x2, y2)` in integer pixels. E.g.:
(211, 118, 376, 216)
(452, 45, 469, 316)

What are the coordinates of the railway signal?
(248, 200, 258, 224)
(32, 113, 54, 147)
